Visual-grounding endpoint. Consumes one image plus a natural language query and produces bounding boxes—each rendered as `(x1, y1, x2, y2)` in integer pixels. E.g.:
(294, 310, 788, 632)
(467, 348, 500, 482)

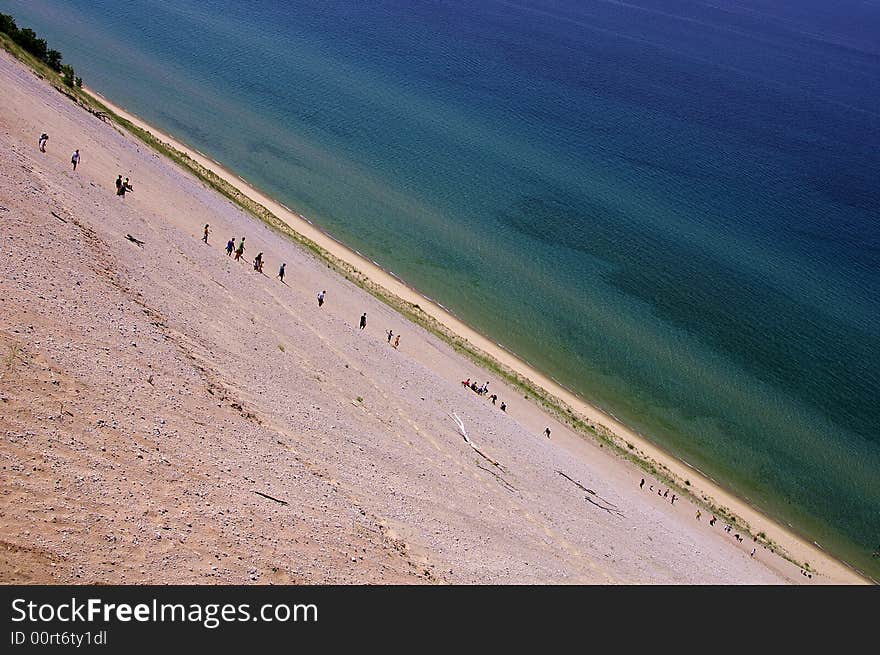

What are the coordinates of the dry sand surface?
(0, 50, 854, 584)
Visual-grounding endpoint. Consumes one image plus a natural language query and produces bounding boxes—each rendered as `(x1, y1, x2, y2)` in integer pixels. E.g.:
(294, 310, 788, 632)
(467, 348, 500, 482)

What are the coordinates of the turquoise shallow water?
(6, 0, 878, 577)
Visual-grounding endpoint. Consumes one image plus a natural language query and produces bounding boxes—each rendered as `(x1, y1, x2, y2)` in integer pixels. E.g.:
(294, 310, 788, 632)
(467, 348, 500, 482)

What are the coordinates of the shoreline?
(78, 86, 869, 584)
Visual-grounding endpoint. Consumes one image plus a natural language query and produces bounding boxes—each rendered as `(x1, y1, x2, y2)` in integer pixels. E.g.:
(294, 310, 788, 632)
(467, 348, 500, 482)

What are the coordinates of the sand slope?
(0, 50, 824, 583)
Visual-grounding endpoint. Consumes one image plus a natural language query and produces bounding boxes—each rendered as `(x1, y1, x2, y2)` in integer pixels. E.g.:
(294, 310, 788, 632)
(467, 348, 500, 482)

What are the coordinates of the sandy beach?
(0, 48, 867, 584)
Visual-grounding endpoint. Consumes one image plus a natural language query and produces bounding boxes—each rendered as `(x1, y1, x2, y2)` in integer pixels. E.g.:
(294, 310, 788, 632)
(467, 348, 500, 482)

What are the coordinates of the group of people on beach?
(37, 131, 81, 173)
(459, 378, 553, 437)
(37, 129, 138, 200)
(640, 479, 678, 505)
(36, 130, 133, 193)
(385, 329, 400, 349)
(217, 233, 291, 285)
(461, 377, 506, 412)
(208, 227, 337, 314)
(213, 230, 413, 346)
(639, 476, 786, 567)
(114, 174, 133, 197)
(713, 516, 767, 560)
(459, 377, 552, 439)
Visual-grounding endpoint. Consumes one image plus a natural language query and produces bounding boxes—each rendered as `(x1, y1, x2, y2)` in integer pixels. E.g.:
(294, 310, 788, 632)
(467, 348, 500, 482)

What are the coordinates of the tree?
(13, 28, 48, 61)
(0, 13, 17, 36)
(61, 64, 75, 87)
(45, 49, 63, 71)
(1, 13, 82, 87)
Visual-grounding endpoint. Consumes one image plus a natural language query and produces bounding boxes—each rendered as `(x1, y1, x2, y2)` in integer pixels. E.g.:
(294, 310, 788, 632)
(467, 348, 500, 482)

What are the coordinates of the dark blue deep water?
(6, 0, 878, 577)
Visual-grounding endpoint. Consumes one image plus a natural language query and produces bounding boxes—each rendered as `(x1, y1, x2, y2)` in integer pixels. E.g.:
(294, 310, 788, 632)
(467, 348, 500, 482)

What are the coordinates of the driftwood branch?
(476, 462, 517, 493)
(557, 470, 625, 518)
(125, 234, 145, 247)
(556, 470, 618, 506)
(449, 412, 504, 470)
(253, 490, 288, 506)
(449, 413, 518, 492)
(51, 211, 68, 223)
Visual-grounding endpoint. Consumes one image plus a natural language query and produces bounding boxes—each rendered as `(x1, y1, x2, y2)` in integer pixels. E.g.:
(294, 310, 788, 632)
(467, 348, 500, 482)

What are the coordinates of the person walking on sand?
(115, 175, 122, 193)
(710, 516, 717, 526)
(393, 334, 400, 349)
(70, 149, 80, 171)
(38, 133, 48, 152)
(544, 427, 551, 439)
(253, 252, 264, 272)
(203, 224, 210, 244)
(234, 237, 246, 261)
(317, 290, 326, 307)
(226, 238, 235, 256)
(500, 401, 506, 412)
(278, 263, 286, 283)
(750, 547, 756, 557)
(640, 478, 645, 490)
(696, 510, 702, 521)
(489, 393, 497, 405)
(359, 313, 367, 330)
(671, 494, 677, 505)
(387, 329, 393, 343)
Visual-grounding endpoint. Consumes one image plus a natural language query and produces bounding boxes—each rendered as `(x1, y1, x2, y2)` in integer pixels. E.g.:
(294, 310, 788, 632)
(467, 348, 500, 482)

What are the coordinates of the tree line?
(0, 13, 81, 88)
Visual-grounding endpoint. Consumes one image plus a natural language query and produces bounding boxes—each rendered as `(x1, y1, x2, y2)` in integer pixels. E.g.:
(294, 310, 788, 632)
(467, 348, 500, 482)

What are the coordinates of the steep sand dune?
(0, 50, 830, 583)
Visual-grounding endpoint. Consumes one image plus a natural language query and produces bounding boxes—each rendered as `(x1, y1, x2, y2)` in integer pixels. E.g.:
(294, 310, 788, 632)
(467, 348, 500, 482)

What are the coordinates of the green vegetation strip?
(1, 30, 810, 574)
